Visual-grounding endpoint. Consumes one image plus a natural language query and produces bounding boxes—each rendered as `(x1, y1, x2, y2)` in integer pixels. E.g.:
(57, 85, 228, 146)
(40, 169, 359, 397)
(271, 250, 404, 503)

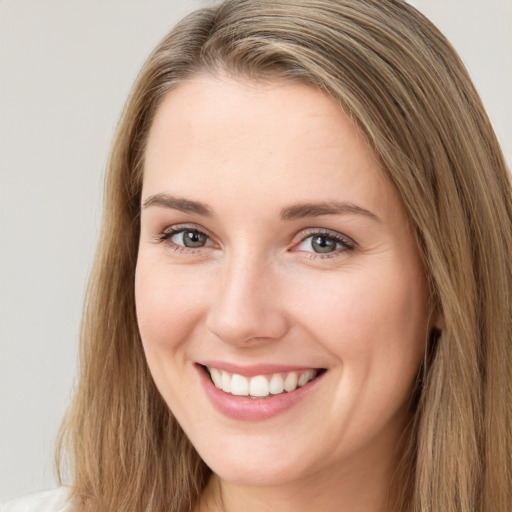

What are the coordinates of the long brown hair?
(56, 1, 512, 511)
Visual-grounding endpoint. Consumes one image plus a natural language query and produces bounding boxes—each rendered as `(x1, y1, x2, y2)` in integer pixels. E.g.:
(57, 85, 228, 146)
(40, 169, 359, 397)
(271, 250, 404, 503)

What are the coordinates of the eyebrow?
(280, 201, 381, 222)
(142, 194, 212, 216)
(142, 194, 380, 223)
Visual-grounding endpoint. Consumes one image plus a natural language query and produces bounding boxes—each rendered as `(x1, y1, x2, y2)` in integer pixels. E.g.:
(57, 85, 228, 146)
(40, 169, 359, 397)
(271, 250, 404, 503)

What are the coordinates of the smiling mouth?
(202, 365, 326, 398)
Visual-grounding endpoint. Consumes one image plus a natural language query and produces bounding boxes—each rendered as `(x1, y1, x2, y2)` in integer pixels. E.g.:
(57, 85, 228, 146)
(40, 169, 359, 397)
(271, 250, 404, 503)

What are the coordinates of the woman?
(3, 0, 511, 511)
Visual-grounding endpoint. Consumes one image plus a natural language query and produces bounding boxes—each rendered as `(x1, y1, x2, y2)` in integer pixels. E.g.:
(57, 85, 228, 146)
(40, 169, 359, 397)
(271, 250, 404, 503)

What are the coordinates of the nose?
(205, 251, 290, 346)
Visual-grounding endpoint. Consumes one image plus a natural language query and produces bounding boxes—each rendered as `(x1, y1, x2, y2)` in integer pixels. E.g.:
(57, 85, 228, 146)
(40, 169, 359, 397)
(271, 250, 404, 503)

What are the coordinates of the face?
(136, 75, 432, 489)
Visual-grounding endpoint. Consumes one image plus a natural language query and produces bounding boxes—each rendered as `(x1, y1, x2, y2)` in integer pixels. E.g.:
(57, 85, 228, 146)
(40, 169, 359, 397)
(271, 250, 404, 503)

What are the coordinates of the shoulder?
(1, 488, 71, 512)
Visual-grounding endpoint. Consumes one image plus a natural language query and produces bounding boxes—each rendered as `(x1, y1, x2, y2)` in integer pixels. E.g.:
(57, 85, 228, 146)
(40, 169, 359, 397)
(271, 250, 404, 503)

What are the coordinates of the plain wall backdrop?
(1, 0, 510, 503)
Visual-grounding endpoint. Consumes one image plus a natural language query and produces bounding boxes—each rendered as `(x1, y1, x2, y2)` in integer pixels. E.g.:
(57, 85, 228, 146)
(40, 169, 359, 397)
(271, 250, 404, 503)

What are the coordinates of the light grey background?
(1, 0, 510, 503)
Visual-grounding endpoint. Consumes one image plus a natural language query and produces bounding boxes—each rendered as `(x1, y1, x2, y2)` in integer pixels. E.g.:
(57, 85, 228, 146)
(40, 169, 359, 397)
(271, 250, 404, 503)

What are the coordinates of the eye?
(295, 230, 355, 256)
(302, 234, 338, 254)
(171, 229, 209, 248)
(155, 225, 214, 251)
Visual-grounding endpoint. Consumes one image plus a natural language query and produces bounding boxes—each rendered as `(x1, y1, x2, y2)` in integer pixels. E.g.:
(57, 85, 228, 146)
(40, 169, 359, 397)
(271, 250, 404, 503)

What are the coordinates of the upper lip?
(197, 360, 325, 377)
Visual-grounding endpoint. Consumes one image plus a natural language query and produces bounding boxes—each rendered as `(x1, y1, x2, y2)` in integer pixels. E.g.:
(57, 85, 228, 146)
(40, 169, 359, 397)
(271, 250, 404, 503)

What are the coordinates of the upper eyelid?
(162, 225, 352, 239)
(162, 223, 212, 238)
(295, 227, 355, 245)
(154, 225, 214, 253)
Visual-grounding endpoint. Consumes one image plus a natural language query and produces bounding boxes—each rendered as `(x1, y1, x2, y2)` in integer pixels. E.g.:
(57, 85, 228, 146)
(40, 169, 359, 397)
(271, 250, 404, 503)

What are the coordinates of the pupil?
(184, 231, 206, 248)
(312, 235, 336, 253)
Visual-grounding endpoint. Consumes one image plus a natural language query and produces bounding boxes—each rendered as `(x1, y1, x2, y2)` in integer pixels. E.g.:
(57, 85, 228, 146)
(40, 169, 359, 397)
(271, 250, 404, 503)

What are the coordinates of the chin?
(207, 457, 301, 487)
(190, 429, 320, 488)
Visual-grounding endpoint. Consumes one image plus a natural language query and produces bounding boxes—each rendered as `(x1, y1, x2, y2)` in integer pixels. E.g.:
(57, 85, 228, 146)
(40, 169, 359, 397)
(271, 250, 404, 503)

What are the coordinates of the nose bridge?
(206, 246, 288, 345)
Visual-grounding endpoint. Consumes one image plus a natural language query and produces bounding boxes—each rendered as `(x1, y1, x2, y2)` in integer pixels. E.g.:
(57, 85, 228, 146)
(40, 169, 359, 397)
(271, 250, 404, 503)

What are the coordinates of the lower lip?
(196, 365, 325, 421)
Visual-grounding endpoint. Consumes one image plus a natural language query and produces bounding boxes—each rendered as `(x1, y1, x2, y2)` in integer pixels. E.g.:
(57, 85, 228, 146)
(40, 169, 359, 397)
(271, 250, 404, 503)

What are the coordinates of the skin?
(136, 75, 434, 512)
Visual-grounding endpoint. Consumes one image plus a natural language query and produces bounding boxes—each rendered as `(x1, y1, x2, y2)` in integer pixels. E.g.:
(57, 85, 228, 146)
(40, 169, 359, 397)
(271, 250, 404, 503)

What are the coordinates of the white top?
(1, 488, 71, 512)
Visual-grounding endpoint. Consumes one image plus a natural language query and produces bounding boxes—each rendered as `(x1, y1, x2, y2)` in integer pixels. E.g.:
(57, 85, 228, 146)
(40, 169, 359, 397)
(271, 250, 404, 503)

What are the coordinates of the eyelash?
(154, 225, 212, 254)
(154, 225, 356, 258)
(296, 228, 356, 259)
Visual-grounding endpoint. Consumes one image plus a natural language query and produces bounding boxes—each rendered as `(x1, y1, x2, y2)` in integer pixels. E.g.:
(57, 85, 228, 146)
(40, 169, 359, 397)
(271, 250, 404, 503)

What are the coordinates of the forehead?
(142, 75, 400, 220)
(146, 75, 375, 163)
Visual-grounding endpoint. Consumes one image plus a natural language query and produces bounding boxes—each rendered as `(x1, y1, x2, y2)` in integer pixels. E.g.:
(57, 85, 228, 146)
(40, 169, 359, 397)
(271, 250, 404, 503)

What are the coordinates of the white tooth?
(297, 370, 317, 387)
(284, 372, 298, 392)
(298, 371, 310, 387)
(209, 367, 222, 388)
(249, 375, 270, 397)
(221, 371, 231, 393)
(230, 374, 249, 396)
(269, 374, 284, 395)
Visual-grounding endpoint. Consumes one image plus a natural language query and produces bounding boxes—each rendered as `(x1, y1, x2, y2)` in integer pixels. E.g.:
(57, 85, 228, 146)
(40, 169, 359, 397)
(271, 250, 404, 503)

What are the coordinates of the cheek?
(134, 260, 210, 413)
(134, 260, 208, 351)
(291, 268, 428, 448)
(297, 266, 426, 341)
(292, 264, 428, 392)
